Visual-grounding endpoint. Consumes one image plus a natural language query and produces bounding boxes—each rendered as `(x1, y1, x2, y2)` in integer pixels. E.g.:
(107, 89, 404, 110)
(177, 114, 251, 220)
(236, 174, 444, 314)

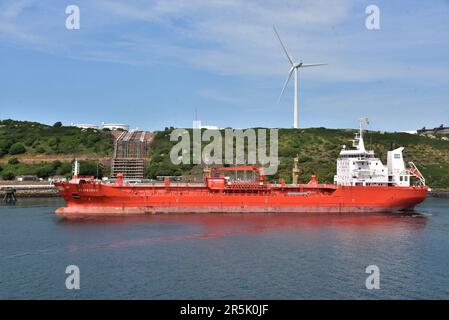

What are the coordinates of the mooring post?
(2, 187, 17, 203)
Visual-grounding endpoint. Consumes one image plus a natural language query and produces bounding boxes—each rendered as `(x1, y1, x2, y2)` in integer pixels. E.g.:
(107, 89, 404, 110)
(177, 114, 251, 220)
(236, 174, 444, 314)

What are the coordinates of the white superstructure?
(334, 118, 425, 187)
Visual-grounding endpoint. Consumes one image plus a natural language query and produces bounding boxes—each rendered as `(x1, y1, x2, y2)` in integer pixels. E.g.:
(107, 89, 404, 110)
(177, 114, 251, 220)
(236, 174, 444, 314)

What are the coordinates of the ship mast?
(292, 154, 300, 185)
(353, 117, 369, 152)
(72, 159, 80, 178)
(202, 154, 211, 179)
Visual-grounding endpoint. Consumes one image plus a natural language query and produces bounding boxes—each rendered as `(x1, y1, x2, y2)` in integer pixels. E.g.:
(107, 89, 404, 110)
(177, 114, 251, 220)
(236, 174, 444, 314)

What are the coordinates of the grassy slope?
(1, 120, 448, 187)
(147, 128, 449, 188)
(0, 119, 113, 156)
(0, 119, 113, 179)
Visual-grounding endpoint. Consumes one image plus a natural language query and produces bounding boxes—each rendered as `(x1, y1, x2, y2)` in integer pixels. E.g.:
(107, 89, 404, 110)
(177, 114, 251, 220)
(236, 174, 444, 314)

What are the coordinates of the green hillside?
(1, 120, 449, 188)
(0, 119, 113, 180)
(0, 119, 113, 157)
(147, 128, 449, 188)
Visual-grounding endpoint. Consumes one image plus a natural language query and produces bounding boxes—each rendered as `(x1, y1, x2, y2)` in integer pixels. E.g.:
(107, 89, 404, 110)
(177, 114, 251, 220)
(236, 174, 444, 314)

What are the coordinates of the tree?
(53, 121, 62, 127)
(51, 160, 62, 170)
(1, 172, 15, 181)
(0, 139, 13, 157)
(55, 162, 72, 176)
(36, 165, 55, 179)
(9, 143, 26, 155)
(79, 160, 104, 178)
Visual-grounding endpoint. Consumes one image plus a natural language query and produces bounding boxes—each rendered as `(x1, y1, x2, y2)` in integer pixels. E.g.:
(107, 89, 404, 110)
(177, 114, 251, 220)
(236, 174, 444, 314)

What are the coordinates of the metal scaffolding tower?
(111, 131, 148, 179)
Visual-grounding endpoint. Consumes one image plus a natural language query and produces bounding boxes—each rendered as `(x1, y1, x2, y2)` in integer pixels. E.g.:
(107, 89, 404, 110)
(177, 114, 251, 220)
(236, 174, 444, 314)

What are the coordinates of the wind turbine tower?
(274, 26, 327, 128)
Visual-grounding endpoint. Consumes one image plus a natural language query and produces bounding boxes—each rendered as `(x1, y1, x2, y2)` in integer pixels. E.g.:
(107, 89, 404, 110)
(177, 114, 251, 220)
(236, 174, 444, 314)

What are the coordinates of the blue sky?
(0, 0, 448, 131)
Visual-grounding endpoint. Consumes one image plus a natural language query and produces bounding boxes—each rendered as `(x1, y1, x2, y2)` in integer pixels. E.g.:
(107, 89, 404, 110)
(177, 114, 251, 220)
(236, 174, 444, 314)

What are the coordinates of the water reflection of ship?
(60, 213, 427, 241)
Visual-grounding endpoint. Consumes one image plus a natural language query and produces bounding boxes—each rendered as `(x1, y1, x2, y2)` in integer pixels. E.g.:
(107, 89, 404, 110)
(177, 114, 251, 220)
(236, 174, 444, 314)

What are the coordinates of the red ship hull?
(54, 180, 428, 218)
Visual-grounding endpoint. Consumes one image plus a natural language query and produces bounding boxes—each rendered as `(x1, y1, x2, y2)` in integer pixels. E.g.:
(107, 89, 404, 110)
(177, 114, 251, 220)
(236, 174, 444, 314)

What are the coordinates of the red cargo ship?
(54, 121, 428, 217)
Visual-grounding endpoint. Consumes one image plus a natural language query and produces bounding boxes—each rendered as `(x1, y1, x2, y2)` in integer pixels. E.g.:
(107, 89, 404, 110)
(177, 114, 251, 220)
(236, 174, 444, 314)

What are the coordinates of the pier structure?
(2, 187, 16, 203)
(0, 184, 57, 200)
(110, 131, 152, 179)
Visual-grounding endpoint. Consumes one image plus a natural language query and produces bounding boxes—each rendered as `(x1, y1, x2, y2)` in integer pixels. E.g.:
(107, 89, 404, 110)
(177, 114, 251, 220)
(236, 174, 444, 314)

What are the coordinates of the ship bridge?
(334, 118, 421, 187)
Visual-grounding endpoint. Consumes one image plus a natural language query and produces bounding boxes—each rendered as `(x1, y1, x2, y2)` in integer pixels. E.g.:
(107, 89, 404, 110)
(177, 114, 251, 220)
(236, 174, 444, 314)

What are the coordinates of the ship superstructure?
(334, 118, 425, 187)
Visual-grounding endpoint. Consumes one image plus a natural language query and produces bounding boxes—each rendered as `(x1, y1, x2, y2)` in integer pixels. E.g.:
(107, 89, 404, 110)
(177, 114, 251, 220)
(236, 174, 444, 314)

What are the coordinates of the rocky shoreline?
(12, 188, 60, 198)
(429, 189, 449, 198)
(0, 184, 60, 198)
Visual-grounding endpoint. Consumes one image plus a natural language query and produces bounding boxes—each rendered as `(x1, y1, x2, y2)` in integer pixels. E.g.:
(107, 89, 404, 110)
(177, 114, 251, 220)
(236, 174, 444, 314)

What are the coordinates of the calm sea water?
(1, 197, 449, 299)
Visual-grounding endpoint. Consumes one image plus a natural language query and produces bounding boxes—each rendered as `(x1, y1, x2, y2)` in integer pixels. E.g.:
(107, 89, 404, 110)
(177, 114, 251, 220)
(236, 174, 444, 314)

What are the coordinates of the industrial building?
(71, 122, 130, 131)
(110, 131, 152, 179)
(71, 123, 99, 129)
(71, 121, 150, 179)
(102, 122, 130, 131)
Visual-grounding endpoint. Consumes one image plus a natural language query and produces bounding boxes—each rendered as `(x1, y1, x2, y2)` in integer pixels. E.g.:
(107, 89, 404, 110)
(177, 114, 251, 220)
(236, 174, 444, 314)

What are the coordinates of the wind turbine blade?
(278, 67, 294, 103)
(300, 63, 327, 68)
(273, 25, 294, 65)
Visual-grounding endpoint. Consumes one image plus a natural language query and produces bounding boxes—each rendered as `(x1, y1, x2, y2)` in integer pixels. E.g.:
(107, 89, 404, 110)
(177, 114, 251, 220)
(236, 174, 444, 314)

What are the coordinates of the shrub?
(55, 162, 72, 176)
(8, 157, 19, 165)
(36, 165, 55, 179)
(0, 140, 13, 154)
(1, 171, 15, 180)
(78, 160, 104, 178)
(9, 143, 26, 155)
(36, 146, 46, 153)
(51, 160, 62, 170)
(48, 137, 60, 148)
(24, 137, 36, 146)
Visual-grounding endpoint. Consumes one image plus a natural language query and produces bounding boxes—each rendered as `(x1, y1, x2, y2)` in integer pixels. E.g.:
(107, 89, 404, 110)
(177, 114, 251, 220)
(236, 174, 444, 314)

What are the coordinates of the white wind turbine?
(274, 26, 327, 128)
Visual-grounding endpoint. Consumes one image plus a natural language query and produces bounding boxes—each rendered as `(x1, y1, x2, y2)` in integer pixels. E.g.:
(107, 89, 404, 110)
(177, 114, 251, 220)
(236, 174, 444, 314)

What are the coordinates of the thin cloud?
(197, 88, 241, 105)
(0, 1, 448, 85)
